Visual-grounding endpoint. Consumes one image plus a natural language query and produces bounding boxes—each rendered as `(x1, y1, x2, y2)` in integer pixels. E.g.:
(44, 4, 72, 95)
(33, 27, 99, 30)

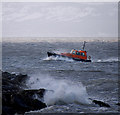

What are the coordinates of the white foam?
(92, 57, 118, 63)
(96, 57, 118, 62)
(43, 56, 74, 62)
(26, 74, 91, 106)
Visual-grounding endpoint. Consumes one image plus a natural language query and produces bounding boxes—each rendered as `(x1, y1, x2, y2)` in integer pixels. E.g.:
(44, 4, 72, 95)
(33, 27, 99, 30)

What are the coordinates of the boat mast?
(82, 41, 86, 50)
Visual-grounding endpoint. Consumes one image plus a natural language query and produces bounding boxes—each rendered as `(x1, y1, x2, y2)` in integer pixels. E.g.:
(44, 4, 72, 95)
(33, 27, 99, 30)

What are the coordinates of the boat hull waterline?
(47, 52, 91, 62)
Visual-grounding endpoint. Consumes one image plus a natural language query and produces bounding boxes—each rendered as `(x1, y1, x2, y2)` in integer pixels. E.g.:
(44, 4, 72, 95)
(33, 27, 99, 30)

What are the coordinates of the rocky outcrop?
(2, 71, 47, 115)
(92, 99, 110, 107)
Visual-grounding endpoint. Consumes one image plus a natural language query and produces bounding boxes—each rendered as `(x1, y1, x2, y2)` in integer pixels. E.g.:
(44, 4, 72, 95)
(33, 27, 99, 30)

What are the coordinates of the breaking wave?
(43, 56, 74, 62)
(92, 57, 118, 63)
(44, 57, 118, 63)
(96, 57, 118, 63)
(26, 74, 91, 106)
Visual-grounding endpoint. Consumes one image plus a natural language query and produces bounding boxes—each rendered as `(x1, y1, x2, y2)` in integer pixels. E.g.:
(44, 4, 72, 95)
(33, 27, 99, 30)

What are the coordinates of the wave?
(26, 73, 91, 106)
(44, 55, 118, 63)
(43, 56, 74, 62)
(94, 57, 118, 63)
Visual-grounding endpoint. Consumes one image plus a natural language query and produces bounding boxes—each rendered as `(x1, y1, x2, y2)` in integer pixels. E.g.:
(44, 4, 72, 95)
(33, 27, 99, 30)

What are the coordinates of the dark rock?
(2, 71, 28, 93)
(116, 103, 120, 106)
(2, 71, 47, 115)
(92, 100, 110, 107)
(2, 106, 17, 115)
(10, 89, 47, 114)
(20, 88, 45, 99)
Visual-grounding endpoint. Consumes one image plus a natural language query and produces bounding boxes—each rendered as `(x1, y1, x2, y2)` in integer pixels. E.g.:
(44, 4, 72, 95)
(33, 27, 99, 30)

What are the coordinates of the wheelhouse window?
(81, 52, 85, 56)
(72, 51, 76, 54)
(76, 52, 80, 55)
(70, 50, 74, 53)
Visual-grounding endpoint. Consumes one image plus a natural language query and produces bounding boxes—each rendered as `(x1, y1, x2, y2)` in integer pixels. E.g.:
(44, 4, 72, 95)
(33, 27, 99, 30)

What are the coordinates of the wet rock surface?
(2, 71, 47, 115)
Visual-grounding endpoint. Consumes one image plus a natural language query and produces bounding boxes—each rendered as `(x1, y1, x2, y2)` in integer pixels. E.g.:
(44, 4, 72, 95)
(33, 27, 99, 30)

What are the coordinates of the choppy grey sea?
(2, 41, 119, 113)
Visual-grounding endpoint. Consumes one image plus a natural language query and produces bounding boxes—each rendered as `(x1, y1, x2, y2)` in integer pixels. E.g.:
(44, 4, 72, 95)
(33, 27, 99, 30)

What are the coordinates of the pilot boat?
(47, 41, 91, 62)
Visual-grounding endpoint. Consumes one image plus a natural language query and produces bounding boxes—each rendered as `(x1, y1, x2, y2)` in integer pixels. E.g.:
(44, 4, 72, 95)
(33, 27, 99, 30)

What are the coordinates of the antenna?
(82, 41, 87, 50)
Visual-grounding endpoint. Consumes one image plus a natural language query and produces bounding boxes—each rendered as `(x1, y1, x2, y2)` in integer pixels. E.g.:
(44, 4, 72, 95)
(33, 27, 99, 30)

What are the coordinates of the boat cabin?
(70, 49, 86, 56)
(70, 49, 87, 60)
(61, 49, 87, 60)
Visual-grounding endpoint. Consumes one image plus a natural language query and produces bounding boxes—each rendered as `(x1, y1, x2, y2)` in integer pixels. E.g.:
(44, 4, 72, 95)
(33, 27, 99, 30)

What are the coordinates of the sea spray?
(26, 73, 91, 106)
(97, 57, 118, 62)
(43, 49, 74, 62)
(43, 56, 74, 62)
(92, 57, 118, 63)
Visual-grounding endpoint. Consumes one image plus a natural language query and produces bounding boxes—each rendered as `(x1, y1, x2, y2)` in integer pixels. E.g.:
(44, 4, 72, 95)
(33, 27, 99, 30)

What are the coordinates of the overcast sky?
(2, 2, 118, 41)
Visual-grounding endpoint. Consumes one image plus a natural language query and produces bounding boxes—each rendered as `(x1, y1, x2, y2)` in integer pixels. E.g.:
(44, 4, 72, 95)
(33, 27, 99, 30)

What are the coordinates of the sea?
(2, 41, 119, 114)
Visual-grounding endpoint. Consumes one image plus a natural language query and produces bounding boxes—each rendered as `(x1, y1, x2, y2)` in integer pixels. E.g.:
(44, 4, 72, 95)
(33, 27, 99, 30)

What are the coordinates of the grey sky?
(2, 2, 118, 41)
